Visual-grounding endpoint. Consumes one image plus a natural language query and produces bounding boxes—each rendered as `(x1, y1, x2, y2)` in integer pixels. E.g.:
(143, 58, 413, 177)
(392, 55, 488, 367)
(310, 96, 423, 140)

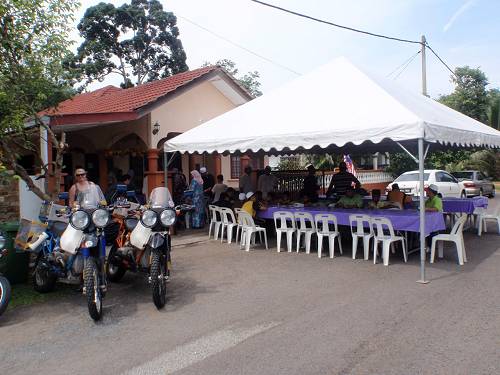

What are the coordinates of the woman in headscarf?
(190, 170, 205, 228)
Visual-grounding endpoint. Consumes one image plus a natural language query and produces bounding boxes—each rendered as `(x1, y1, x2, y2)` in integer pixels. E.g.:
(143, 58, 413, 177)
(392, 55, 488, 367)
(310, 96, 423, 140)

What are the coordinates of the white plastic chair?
(238, 211, 268, 251)
(476, 206, 500, 236)
(371, 217, 407, 266)
(234, 207, 243, 244)
(208, 205, 222, 240)
(314, 213, 342, 258)
(273, 211, 296, 253)
(294, 212, 316, 254)
(219, 207, 238, 244)
(349, 214, 373, 260)
(430, 215, 468, 265)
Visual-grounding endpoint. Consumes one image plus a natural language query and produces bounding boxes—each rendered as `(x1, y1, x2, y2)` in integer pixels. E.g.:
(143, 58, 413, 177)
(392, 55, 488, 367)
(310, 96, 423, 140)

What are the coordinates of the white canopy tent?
(165, 57, 500, 282)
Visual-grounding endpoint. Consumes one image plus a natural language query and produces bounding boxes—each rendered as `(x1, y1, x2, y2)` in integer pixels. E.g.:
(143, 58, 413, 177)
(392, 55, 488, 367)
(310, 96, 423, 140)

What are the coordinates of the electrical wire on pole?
(387, 50, 421, 79)
(178, 14, 301, 76)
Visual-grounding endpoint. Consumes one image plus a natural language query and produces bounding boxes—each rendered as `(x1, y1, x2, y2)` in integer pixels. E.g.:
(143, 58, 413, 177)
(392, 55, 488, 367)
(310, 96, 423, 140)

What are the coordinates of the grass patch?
(7, 281, 75, 311)
(495, 182, 500, 191)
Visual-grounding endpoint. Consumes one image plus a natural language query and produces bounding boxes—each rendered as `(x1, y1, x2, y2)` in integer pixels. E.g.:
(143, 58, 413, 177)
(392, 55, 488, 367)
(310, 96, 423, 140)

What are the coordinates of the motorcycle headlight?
(92, 208, 109, 228)
(70, 210, 90, 230)
(141, 210, 157, 228)
(0, 233, 6, 250)
(160, 209, 176, 227)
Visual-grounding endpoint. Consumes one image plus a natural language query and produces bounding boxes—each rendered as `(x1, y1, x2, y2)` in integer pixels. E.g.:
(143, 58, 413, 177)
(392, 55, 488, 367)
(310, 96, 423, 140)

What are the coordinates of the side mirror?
(58, 192, 69, 200)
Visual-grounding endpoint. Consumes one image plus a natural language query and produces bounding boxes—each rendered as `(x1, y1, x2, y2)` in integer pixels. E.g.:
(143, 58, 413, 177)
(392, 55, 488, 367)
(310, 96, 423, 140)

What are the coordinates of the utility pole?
(421, 35, 428, 97)
(417, 34, 429, 284)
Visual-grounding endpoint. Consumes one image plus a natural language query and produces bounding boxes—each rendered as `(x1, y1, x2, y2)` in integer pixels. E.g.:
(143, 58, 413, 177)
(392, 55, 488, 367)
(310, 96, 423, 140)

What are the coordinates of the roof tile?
(46, 66, 216, 116)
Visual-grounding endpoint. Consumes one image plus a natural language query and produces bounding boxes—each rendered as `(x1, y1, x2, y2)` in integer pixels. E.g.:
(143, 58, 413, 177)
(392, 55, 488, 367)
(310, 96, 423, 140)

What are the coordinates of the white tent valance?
(165, 57, 500, 154)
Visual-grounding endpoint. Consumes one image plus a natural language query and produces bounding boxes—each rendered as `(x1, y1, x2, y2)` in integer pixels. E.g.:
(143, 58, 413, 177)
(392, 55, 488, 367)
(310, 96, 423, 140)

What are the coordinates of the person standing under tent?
(302, 165, 320, 202)
(211, 174, 228, 203)
(189, 170, 206, 229)
(257, 166, 278, 199)
(326, 161, 361, 196)
(239, 165, 254, 194)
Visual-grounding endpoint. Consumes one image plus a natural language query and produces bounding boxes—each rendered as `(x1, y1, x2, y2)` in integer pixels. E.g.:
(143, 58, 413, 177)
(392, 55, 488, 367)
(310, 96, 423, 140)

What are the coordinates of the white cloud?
(443, 0, 477, 32)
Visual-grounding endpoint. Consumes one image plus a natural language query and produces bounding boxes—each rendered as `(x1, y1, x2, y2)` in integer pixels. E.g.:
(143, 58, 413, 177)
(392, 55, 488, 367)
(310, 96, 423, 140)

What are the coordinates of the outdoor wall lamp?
(152, 121, 160, 135)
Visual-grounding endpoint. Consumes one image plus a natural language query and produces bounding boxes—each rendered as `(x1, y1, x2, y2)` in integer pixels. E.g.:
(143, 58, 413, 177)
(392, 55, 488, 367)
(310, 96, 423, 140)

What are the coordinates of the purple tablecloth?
(258, 206, 445, 236)
(441, 197, 488, 214)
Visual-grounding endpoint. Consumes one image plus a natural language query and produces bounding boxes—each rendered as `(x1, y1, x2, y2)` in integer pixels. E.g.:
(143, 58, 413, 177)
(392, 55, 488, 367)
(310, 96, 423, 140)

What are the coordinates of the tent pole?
(417, 137, 429, 284)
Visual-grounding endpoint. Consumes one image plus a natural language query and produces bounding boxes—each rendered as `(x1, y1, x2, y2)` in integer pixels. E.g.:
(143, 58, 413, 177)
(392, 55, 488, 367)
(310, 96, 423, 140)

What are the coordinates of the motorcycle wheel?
(0, 275, 11, 316)
(106, 246, 126, 282)
(150, 250, 166, 309)
(84, 259, 103, 321)
(33, 257, 57, 293)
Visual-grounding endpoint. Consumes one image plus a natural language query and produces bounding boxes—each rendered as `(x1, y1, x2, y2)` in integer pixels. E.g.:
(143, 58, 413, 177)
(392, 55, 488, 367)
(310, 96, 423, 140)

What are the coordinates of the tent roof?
(165, 57, 500, 155)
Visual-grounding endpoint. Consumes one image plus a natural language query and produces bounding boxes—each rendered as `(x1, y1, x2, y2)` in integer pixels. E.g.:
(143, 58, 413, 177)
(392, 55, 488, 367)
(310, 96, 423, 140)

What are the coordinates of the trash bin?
(0, 221, 29, 284)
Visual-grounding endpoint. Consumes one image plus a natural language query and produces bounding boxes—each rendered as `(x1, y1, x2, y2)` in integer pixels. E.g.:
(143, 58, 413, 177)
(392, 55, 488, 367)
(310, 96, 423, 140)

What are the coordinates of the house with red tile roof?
(42, 66, 259, 196)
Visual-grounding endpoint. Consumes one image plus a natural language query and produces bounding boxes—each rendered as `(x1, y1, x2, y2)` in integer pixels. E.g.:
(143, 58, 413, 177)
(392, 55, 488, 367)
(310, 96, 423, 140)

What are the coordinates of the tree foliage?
(204, 59, 262, 97)
(0, 0, 78, 200)
(438, 66, 489, 123)
(73, 0, 188, 88)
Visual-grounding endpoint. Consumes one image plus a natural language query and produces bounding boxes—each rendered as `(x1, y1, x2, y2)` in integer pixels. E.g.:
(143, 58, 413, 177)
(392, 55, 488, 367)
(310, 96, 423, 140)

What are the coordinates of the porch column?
(99, 152, 108, 192)
(214, 154, 222, 177)
(145, 148, 163, 195)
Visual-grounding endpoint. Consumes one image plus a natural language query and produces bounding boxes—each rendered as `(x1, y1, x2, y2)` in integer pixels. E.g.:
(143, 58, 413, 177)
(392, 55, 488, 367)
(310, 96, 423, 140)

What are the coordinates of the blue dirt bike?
(30, 193, 72, 293)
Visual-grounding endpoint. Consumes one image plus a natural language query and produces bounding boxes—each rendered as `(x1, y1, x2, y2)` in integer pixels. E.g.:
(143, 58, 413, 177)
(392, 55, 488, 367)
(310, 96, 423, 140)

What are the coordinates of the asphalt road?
(1, 198, 499, 375)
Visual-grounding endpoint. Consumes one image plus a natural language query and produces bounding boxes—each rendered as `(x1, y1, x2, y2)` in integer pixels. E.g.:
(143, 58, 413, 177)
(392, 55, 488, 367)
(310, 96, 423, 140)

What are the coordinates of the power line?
(250, 0, 459, 81)
(425, 44, 457, 78)
(393, 51, 421, 79)
(387, 50, 421, 78)
(250, 0, 421, 45)
(178, 15, 301, 76)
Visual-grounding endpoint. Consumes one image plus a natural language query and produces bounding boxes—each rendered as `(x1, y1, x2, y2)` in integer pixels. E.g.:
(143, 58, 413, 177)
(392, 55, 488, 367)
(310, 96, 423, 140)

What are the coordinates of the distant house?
(42, 66, 257, 194)
(0, 67, 261, 222)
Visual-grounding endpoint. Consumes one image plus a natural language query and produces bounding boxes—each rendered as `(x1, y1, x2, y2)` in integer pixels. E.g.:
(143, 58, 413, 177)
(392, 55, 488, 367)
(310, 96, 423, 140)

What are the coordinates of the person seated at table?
(242, 191, 266, 226)
(425, 184, 443, 212)
(387, 183, 406, 205)
(277, 191, 291, 205)
(225, 187, 237, 206)
(213, 192, 233, 209)
(367, 189, 401, 209)
(326, 162, 361, 197)
(336, 186, 363, 208)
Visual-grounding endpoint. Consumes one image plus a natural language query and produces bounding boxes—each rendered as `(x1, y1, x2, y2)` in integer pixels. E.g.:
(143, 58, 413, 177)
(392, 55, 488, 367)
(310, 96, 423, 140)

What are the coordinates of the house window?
(230, 156, 241, 179)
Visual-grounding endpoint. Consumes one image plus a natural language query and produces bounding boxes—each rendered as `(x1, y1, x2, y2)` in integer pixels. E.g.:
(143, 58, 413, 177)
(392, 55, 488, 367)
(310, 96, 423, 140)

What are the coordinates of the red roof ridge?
(43, 65, 242, 125)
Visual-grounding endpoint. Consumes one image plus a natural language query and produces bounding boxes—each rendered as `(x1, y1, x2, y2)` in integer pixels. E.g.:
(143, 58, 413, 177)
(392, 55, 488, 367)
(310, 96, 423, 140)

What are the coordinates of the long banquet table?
(440, 196, 488, 214)
(258, 206, 446, 236)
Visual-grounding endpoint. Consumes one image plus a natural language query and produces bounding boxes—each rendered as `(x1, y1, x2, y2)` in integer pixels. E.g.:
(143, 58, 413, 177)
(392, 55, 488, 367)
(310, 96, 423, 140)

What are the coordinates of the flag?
(343, 154, 357, 177)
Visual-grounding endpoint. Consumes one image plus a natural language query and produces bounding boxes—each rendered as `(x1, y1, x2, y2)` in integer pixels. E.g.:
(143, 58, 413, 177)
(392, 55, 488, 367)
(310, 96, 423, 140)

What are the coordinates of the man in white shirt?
(239, 166, 254, 194)
(257, 166, 278, 199)
(211, 174, 227, 203)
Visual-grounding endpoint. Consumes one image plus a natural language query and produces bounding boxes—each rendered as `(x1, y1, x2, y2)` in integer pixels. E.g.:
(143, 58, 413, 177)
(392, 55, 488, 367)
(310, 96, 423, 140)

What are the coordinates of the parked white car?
(386, 170, 465, 198)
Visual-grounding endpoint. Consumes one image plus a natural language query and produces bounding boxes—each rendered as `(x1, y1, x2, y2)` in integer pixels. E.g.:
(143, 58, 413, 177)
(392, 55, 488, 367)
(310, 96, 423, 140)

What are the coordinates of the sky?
(71, 0, 500, 99)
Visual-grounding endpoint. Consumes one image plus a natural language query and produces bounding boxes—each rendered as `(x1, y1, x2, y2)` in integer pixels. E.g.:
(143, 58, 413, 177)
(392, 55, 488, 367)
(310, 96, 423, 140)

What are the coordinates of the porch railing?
(272, 169, 394, 196)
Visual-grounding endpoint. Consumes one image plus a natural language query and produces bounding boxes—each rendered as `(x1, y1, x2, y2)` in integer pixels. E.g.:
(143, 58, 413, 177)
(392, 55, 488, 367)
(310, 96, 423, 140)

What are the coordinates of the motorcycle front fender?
(148, 233, 165, 249)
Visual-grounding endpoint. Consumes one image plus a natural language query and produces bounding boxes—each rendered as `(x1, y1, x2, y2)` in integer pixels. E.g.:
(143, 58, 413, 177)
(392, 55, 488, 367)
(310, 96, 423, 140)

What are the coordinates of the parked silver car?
(451, 170, 495, 198)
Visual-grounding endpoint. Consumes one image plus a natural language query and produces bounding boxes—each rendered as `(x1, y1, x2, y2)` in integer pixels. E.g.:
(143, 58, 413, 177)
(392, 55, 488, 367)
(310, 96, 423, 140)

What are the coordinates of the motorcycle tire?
(0, 275, 11, 316)
(33, 257, 57, 293)
(106, 246, 126, 282)
(84, 258, 103, 321)
(150, 250, 166, 310)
